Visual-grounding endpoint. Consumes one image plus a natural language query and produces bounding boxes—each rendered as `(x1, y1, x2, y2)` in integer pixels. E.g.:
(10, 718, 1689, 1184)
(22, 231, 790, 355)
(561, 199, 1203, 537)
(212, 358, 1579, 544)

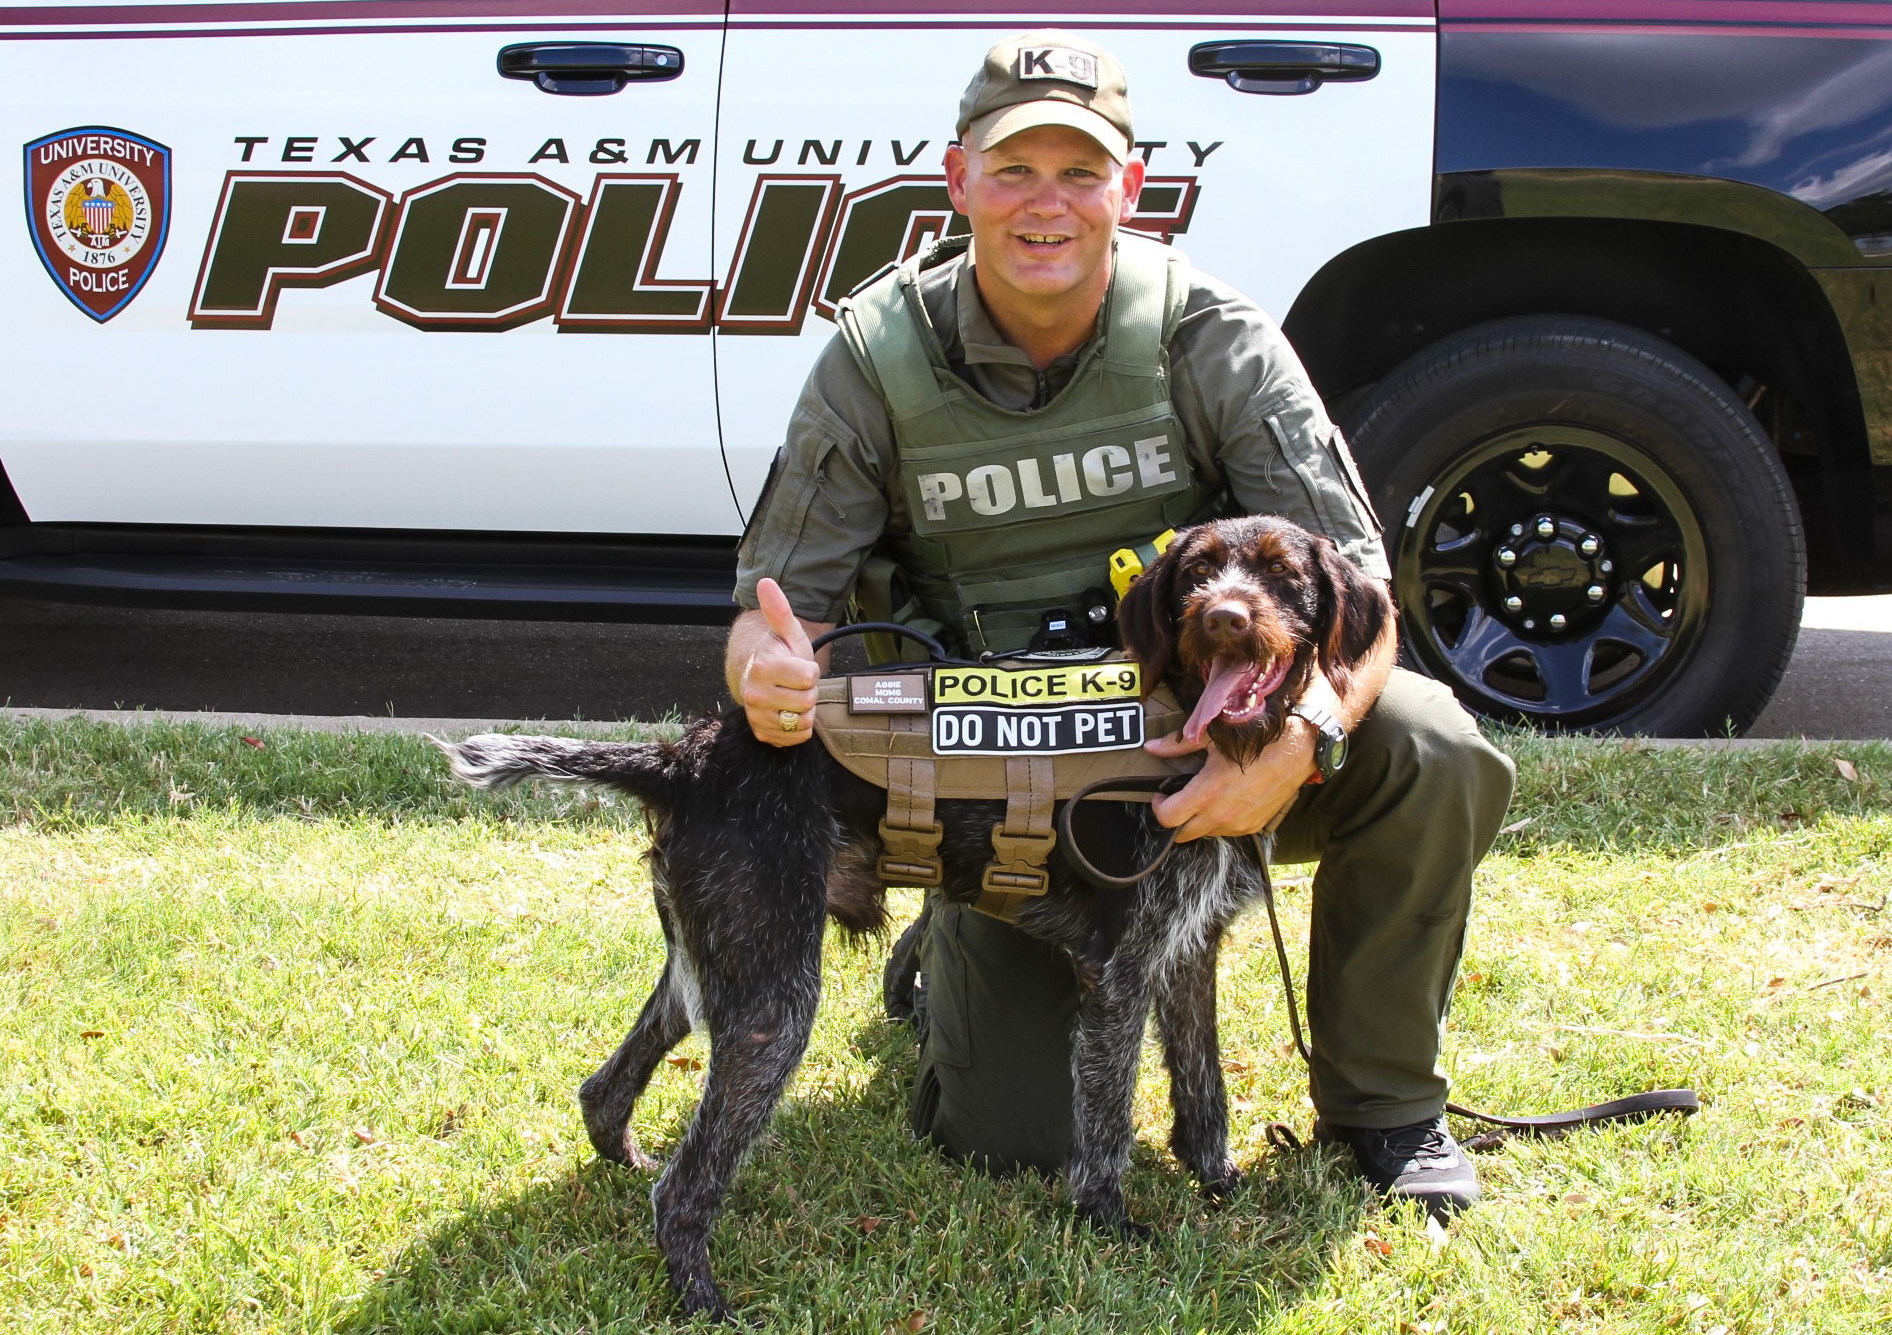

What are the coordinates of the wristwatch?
(1288, 702, 1349, 782)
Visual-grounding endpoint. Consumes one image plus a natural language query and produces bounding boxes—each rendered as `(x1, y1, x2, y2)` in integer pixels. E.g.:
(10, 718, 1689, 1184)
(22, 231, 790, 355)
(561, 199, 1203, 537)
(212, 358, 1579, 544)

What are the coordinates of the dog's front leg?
(651, 956, 822, 1324)
(1154, 931, 1242, 1201)
(1064, 955, 1155, 1236)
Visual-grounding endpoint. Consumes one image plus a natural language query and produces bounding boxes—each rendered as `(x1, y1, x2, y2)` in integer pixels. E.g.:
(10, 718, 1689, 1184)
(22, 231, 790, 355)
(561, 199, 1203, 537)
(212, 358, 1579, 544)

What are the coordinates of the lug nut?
(1586, 584, 1606, 603)
(1503, 595, 1524, 613)
(1535, 517, 1557, 540)
(1549, 613, 1568, 631)
(1579, 534, 1600, 557)
(1496, 548, 1517, 568)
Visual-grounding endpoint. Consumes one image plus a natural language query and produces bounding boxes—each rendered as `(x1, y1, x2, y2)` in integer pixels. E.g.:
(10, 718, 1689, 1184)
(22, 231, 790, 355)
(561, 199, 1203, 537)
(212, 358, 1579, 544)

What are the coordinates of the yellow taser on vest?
(1108, 528, 1177, 601)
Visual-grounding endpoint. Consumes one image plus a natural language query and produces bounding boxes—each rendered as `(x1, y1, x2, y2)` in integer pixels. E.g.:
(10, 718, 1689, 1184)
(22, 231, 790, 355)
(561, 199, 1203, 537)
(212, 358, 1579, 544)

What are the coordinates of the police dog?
(435, 514, 1388, 1323)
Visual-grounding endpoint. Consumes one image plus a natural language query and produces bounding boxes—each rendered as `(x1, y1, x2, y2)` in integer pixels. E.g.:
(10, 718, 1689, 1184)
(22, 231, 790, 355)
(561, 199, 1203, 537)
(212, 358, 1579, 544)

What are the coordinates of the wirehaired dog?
(436, 514, 1389, 1323)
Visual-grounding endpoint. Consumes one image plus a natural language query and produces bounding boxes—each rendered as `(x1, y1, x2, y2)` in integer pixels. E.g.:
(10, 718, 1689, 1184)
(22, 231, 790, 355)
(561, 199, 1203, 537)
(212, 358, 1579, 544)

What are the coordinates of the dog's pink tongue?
(1184, 659, 1254, 743)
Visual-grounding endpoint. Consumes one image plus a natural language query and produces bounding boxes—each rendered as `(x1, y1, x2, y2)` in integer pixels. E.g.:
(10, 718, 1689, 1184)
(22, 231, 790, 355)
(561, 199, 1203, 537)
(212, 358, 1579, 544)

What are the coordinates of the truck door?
(712, 3, 1438, 517)
(1, 4, 733, 536)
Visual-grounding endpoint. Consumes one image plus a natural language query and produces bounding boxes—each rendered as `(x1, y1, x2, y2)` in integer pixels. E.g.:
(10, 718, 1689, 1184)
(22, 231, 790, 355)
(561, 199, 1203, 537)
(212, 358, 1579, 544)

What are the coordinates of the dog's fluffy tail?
(431, 733, 681, 807)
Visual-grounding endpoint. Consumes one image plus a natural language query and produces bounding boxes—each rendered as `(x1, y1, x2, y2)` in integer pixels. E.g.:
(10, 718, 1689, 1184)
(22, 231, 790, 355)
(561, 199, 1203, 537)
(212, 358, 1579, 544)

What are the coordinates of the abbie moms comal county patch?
(25, 126, 171, 322)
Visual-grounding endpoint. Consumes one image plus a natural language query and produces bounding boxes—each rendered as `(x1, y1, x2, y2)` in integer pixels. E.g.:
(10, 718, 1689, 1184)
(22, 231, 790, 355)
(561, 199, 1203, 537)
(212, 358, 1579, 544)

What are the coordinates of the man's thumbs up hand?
(737, 577, 825, 746)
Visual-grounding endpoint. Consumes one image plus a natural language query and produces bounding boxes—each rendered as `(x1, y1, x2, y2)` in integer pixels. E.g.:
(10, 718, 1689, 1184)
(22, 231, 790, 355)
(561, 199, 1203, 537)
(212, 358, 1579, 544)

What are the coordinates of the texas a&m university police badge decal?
(25, 126, 171, 321)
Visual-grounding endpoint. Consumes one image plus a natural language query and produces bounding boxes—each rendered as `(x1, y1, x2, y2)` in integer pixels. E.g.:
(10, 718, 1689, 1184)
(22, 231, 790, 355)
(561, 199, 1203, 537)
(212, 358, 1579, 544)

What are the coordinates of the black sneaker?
(1314, 1115, 1481, 1216)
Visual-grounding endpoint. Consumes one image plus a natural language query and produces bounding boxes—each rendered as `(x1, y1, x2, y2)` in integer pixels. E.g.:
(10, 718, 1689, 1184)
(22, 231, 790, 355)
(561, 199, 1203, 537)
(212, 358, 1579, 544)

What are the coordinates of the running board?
(0, 552, 740, 622)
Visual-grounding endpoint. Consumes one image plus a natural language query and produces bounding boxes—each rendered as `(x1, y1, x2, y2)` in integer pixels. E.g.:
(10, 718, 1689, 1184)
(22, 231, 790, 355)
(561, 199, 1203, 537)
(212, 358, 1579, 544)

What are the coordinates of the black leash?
(1057, 775, 1701, 1151)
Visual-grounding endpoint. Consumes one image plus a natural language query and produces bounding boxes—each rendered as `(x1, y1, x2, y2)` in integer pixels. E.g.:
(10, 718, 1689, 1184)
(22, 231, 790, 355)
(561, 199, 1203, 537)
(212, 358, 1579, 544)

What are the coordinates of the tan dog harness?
(812, 664, 1199, 921)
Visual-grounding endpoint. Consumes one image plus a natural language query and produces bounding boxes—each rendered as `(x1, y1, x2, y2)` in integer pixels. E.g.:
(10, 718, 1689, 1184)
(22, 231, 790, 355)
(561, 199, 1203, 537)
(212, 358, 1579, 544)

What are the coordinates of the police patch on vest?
(933, 701, 1144, 756)
(912, 433, 1186, 530)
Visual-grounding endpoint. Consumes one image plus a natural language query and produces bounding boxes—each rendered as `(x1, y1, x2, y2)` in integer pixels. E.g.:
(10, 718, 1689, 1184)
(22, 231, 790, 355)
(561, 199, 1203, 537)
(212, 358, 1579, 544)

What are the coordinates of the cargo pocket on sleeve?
(739, 437, 837, 579)
(1266, 414, 1347, 538)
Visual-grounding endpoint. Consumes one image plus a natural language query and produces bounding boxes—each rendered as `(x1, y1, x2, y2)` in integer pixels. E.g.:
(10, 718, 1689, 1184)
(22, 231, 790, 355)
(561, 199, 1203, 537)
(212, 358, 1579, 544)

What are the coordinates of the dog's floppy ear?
(1312, 536, 1391, 696)
(1117, 534, 1188, 690)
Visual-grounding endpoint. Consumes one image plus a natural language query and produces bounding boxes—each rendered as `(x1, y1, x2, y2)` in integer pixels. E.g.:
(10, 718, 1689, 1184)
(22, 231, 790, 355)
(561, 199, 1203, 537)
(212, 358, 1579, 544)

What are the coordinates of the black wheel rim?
(1392, 425, 1711, 728)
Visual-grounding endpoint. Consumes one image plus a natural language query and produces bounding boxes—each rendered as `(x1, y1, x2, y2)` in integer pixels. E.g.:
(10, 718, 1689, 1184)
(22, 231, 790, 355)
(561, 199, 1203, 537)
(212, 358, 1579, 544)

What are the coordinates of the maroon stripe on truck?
(0, 0, 1437, 28)
(1443, 0, 1892, 32)
(730, 0, 1434, 14)
(0, 19, 722, 37)
(0, 0, 721, 26)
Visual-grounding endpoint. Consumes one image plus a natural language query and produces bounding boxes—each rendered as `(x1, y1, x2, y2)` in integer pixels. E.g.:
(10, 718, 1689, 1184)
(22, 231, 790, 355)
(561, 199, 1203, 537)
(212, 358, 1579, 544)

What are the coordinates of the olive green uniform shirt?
(735, 248, 1389, 622)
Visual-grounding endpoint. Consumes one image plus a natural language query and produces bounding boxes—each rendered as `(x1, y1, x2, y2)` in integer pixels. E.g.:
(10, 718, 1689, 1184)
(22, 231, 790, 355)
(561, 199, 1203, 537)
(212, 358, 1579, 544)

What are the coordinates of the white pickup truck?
(3, 1, 1887, 734)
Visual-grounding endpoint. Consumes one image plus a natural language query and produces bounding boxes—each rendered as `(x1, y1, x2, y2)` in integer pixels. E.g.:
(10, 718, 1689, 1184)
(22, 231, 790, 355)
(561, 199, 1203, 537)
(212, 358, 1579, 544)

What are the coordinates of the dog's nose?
(1203, 602, 1250, 636)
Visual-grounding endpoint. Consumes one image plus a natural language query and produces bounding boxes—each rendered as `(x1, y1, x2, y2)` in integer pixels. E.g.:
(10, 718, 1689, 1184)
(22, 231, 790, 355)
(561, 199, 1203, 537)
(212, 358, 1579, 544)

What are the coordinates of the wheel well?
(1284, 216, 1875, 590)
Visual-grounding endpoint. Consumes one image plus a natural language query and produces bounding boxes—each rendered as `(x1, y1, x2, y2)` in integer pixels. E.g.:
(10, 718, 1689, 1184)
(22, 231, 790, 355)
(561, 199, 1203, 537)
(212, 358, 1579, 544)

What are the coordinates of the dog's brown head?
(1117, 516, 1391, 765)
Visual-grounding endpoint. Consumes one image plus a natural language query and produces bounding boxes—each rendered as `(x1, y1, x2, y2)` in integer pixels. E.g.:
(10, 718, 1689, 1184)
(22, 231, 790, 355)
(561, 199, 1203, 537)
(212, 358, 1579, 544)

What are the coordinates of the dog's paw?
(1200, 1166, 1246, 1206)
(1078, 1208, 1157, 1242)
(623, 1139, 663, 1174)
(673, 1272, 740, 1326)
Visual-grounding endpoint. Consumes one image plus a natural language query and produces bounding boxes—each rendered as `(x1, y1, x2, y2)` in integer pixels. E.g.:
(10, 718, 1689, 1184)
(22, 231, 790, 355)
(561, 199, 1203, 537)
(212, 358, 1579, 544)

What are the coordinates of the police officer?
(725, 31, 1515, 1216)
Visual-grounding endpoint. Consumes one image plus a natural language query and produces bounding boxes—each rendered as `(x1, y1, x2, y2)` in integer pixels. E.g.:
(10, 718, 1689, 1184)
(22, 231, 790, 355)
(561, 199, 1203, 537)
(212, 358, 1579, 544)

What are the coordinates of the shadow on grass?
(337, 1018, 1366, 1335)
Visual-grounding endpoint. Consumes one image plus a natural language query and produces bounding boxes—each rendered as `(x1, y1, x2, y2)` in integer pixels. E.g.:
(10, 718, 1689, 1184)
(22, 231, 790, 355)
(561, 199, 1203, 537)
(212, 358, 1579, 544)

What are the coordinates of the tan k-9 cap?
(957, 30, 1134, 164)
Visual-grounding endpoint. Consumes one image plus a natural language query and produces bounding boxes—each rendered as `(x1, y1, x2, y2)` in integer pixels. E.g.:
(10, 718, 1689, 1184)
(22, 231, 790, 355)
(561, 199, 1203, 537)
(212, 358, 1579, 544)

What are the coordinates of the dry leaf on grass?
(1835, 758, 1859, 783)
(883, 1310, 926, 1334)
(854, 1215, 885, 1233)
(240, 737, 266, 749)
(666, 1055, 704, 1071)
(1363, 1233, 1393, 1258)
(352, 1126, 377, 1146)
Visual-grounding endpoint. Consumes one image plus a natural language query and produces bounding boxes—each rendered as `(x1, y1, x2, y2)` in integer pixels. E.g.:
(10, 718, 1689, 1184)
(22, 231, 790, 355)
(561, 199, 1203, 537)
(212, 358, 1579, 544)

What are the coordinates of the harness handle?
(809, 622, 974, 666)
(810, 622, 1132, 669)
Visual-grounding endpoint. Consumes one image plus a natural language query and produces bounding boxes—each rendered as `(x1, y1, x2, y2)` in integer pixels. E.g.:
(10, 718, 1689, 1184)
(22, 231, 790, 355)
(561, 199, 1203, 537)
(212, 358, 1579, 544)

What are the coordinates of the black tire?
(1342, 315, 1805, 736)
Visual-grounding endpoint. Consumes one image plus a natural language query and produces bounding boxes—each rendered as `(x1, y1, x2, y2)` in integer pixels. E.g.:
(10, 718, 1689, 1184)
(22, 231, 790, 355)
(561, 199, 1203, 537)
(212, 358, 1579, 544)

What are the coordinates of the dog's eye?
(1267, 560, 1289, 575)
(1189, 560, 1211, 579)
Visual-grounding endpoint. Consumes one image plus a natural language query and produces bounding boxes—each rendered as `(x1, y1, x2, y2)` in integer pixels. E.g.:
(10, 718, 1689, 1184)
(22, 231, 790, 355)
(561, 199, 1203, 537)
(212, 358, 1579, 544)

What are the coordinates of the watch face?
(1328, 731, 1349, 773)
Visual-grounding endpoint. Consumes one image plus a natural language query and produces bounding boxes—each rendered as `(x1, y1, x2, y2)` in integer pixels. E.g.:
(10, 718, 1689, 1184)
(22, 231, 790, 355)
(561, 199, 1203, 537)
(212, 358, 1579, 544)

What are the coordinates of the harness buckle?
(877, 817, 944, 888)
(982, 826, 1056, 897)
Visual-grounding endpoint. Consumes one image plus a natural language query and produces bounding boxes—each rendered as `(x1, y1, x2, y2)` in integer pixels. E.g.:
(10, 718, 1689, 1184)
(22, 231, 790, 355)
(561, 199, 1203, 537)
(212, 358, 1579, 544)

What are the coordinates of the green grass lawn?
(1, 717, 1887, 1333)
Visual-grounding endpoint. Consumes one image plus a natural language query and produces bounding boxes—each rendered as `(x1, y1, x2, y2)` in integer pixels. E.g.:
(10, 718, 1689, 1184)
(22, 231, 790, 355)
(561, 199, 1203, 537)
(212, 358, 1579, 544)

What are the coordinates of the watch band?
(1288, 702, 1348, 781)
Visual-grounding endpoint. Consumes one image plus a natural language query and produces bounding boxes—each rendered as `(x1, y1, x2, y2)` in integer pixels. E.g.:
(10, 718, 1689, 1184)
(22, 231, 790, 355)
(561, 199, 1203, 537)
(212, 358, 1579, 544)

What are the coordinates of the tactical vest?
(838, 233, 1220, 656)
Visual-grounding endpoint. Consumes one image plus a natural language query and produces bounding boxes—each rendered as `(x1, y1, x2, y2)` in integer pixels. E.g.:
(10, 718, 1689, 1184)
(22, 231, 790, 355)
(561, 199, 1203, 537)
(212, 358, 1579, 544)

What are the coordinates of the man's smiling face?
(945, 124, 1145, 319)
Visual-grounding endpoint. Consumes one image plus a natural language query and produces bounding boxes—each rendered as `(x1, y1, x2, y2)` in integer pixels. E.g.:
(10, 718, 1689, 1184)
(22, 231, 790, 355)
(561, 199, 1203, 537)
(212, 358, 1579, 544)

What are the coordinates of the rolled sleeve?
(1170, 276, 1390, 580)
(734, 337, 894, 623)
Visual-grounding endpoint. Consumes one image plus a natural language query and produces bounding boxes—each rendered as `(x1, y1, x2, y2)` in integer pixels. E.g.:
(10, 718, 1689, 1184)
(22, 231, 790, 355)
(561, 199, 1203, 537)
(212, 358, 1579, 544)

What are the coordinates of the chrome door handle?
(1188, 40, 1379, 96)
(497, 42, 684, 96)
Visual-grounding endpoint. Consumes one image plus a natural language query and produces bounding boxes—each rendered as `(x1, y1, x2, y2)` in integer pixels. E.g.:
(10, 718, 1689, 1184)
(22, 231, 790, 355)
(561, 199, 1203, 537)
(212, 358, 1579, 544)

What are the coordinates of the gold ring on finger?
(778, 709, 801, 733)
